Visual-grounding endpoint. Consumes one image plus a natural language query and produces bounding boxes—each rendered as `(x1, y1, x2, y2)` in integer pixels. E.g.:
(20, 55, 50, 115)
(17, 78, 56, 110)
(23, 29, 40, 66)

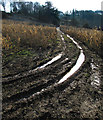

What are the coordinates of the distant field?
(60, 26, 103, 57)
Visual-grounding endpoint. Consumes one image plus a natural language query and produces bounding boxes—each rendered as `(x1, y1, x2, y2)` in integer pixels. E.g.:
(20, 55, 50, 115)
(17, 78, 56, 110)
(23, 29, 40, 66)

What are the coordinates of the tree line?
(10, 1, 60, 26)
(61, 10, 103, 30)
(0, 1, 60, 26)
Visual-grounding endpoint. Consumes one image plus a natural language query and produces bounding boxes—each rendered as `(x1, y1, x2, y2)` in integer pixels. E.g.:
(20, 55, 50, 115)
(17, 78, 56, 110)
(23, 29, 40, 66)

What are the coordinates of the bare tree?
(0, 0, 6, 11)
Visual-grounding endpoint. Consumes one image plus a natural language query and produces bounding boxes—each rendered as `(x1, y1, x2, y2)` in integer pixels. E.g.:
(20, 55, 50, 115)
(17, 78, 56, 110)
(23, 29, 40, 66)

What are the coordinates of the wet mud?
(2, 29, 103, 120)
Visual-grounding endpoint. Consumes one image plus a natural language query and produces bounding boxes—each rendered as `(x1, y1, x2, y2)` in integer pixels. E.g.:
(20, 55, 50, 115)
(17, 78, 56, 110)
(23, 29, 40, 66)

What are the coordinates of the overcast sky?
(26, 0, 103, 12)
(1, 0, 103, 13)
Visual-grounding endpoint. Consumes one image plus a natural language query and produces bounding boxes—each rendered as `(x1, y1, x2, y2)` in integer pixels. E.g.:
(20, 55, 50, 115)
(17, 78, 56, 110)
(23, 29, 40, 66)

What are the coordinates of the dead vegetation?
(60, 26, 103, 57)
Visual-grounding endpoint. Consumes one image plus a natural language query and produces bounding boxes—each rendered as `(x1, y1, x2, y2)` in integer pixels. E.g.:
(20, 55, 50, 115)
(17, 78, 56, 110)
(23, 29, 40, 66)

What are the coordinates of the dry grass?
(2, 20, 57, 51)
(2, 20, 58, 76)
(60, 25, 103, 57)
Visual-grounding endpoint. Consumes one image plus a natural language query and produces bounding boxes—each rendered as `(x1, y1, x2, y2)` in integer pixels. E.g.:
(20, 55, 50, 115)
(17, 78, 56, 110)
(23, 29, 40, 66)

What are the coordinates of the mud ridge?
(3, 30, 86, 119)
(3, 57, 76, 103)
(2, 53, 64, 85)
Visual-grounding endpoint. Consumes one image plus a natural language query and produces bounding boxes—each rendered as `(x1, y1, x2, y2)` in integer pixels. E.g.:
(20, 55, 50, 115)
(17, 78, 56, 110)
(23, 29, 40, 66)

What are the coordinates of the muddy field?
(2, 29, 103, 119)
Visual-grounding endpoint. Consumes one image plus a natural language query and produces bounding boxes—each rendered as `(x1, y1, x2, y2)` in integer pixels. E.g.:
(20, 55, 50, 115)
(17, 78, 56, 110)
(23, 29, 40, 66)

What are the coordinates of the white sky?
(27, 0, 103, 12)
(0, 0, 103, 13)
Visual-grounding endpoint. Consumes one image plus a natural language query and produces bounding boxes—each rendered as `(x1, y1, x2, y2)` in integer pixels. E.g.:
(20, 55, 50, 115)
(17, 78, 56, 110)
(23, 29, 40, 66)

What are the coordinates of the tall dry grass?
(2, 20, 57, 50)
(60, 25, 103, 57)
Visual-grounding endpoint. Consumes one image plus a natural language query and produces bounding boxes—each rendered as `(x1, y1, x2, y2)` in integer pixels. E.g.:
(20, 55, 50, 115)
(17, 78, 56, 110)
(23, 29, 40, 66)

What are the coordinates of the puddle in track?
(58, 49, 85, 84)
(3, 53, 63, 82)
(37, 53, 62, 69)
(58, 34, 85, 84)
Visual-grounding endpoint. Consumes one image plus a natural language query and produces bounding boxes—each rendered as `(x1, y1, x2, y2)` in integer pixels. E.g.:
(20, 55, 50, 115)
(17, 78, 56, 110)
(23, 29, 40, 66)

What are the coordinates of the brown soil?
(2, 29, 103, 120)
